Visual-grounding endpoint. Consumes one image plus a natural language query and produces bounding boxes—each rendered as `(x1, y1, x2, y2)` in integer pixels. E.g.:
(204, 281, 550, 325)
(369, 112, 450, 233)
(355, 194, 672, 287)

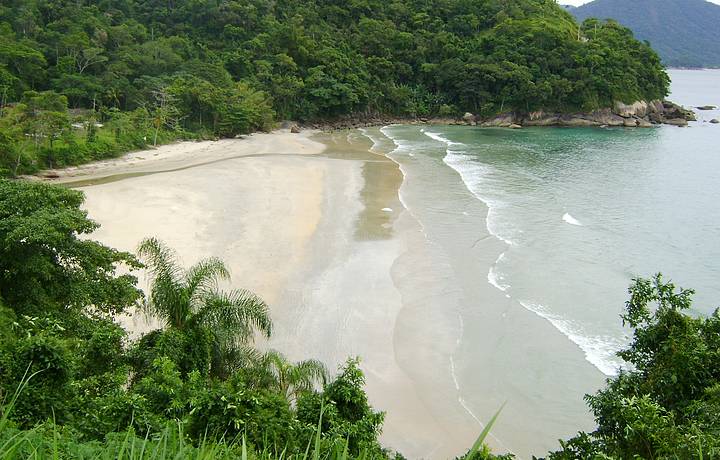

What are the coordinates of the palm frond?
(137, 237, 184, 283)
(185, 257, 230, 305)
(211, 344, 265, 380)
(137, 237, 188, 327)
(291, 359, 329, 390)
(196, 289, 273, 343)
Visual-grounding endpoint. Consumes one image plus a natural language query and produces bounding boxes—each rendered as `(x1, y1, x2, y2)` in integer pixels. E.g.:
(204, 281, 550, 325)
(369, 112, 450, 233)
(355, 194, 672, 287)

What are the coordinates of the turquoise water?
(394, 69, 719, 376)
(367, 69, 720, 456)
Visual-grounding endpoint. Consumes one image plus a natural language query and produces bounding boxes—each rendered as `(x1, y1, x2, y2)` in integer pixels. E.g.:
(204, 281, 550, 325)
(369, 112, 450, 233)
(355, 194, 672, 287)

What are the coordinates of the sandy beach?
(58, 129, 477, 458)
(58, 127, 599, 459)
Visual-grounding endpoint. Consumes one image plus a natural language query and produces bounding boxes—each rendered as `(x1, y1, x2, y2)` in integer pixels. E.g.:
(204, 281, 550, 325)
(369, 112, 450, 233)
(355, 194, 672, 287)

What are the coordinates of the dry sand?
(41, 130, 324, 185)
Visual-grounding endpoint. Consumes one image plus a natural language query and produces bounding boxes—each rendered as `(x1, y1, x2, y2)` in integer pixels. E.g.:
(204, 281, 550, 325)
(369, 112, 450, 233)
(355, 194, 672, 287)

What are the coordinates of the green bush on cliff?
(549, 275, 720, 459)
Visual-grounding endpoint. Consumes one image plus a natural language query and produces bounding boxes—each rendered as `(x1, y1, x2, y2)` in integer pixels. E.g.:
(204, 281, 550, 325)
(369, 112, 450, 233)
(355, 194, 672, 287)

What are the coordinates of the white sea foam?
(442, 150, 517, 246)
(518, 301, 625, 376)
(423, 131, 464, 147)
(488, 254, 510, 292)
(449, 356, 461, 391)
(382, 207, 393, 212)
(562, 213, 583, 226)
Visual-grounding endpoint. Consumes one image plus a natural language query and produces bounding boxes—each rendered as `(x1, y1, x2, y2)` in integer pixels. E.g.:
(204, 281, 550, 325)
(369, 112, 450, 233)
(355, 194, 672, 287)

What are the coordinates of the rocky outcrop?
(710, 119, 719, 124)
(661, 101, 696, 121)
(480, 114, 514, 127)
(613, 101, 650, 118)
(477, 99, 696, 129)
(697, 105, 717, 110)
(300, 100, 696, 131)
(665, 118, 688, 127)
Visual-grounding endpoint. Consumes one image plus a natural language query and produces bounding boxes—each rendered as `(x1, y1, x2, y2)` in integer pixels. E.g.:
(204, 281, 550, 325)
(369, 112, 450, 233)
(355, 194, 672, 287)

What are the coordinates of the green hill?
(0, 0, 669, 176)
(569, 0, 720, 68)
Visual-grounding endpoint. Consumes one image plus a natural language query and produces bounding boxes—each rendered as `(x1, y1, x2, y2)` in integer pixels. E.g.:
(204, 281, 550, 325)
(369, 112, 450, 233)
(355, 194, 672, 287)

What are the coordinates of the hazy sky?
(560, 0, 720, 5)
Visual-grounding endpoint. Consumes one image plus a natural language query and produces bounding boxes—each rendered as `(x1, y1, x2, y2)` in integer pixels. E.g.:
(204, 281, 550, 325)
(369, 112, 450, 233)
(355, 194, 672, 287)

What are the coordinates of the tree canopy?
(0, 0, 670, 177)
(0, 0, 667, 120)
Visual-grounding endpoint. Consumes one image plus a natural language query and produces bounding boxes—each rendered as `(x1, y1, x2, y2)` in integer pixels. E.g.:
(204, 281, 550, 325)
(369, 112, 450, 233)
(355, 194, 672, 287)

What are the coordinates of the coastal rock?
(637, 118, 654, 128)
(480, 113, 515, 127)
(697, 105, 717, 110)
(523, 114, 560, 126)
(290, 124, 301, 133)
(649, 100, 665, 114)
(665, 118, 689, 127)
(711, 119, 720, 124)
(587, 109, 626, 126)
(558, 116, 596, 127)
(623, 118, 639, 127)
(462, 112, 476, 124)
(613, 101, 649, 118)
(509, 123, 522, 129)
(662, 101, 696, 121)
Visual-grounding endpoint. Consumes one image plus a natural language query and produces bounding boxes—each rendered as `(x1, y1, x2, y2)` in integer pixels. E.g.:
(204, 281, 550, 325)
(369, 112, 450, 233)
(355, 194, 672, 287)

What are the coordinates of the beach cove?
(51, 125, 609, 459)
(49, 68, 720, 457)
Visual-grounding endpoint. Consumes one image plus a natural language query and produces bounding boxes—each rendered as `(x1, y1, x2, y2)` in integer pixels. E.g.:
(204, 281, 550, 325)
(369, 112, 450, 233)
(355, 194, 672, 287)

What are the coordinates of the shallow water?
(363, 69, 720, 457)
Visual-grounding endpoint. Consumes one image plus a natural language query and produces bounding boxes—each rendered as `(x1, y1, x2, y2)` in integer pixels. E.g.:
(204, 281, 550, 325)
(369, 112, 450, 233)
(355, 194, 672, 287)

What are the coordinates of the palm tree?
(136, 237, 272, 377)
(262, 350, 328, 404)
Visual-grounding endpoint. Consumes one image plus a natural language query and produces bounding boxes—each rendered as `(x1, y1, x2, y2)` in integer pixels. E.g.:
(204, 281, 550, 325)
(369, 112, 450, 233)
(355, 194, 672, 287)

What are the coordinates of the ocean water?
(363, 69, 720, 456)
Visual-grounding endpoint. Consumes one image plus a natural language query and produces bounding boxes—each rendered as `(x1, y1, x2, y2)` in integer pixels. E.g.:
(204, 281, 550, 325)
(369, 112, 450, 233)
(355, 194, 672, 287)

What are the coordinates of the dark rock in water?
(44, 173, 60, 179)
(696, 105, 717, 110)
(710, 119, 720, 124)
(662, 101, 696, 121)
(665, 118, 689, 127)
(290, 124, 301, 133)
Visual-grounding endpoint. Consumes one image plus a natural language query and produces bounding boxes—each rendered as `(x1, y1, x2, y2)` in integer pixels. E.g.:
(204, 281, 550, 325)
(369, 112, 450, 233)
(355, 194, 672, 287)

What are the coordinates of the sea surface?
(363, 68, 720, 456)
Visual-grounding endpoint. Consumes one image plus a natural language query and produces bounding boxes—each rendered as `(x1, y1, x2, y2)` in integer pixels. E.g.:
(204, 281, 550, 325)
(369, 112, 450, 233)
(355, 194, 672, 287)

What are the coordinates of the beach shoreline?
(57, 126, 600, 459)
(27, 129, 326, 186)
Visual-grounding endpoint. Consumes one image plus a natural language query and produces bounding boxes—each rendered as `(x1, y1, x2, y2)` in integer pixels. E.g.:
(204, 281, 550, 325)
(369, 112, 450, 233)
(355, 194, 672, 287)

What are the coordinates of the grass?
(0, 375, 504, 460)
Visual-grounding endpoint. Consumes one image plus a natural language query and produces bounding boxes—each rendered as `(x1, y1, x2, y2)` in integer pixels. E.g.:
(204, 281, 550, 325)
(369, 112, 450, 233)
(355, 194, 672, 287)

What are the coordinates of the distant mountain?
(570, 0, 720, 68)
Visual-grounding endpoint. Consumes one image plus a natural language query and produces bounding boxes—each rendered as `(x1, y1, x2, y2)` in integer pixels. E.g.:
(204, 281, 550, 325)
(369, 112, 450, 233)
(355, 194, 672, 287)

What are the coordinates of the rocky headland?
(299, 100, 697, 131)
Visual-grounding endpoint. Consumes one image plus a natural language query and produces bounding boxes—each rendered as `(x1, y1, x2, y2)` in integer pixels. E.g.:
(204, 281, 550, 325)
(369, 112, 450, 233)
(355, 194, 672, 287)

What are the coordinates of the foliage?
(549, 274, 720, 459)
(0, 179, 141, 315)
(134, 237, 272, 379)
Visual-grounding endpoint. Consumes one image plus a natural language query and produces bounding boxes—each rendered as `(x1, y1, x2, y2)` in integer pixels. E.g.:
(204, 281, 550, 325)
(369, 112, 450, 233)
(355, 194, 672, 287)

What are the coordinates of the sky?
(559, 0, 720, 5)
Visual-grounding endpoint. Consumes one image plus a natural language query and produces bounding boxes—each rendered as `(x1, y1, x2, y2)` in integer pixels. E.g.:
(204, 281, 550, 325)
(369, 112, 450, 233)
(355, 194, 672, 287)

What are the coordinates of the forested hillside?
(0, 0, 670, 176)
(570, 0, 720, 68)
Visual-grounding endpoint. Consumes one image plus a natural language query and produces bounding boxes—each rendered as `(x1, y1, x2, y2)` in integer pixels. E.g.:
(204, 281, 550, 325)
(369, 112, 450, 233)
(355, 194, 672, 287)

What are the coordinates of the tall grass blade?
(466, 402, 506, 459)
(312, 402, 324, 460)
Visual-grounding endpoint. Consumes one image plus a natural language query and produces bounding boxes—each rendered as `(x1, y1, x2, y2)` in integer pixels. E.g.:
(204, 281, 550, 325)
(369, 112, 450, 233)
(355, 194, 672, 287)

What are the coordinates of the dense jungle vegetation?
(0, 0, 670, 176)
(1, 179, 719, 459)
